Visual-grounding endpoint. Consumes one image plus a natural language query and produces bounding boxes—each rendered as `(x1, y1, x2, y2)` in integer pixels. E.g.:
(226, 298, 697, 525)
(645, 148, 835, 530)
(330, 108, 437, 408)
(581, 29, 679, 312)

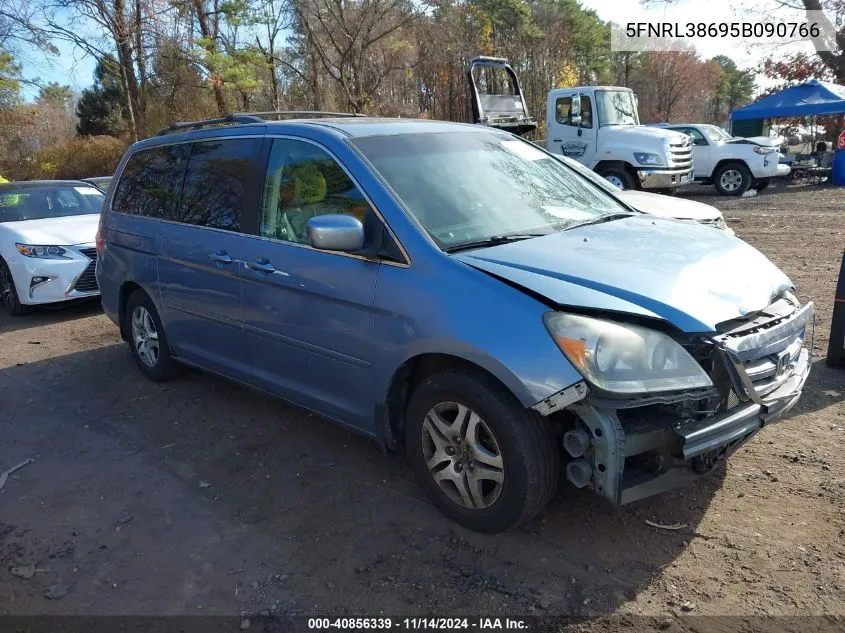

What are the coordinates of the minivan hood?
(2, 214, 99, 246)
(455, 216, 792, 333)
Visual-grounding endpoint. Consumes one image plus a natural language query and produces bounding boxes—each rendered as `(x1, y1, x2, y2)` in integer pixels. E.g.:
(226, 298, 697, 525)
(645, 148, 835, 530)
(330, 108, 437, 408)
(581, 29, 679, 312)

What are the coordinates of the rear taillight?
(96, 211, 106, 254)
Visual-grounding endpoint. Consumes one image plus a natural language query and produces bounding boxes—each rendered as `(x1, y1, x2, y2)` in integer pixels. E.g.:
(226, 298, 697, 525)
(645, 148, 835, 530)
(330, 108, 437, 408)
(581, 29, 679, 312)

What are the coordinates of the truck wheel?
(597, 167, 635, 190)
(405, 368, 559, 533)
(714, 162, 751, 196)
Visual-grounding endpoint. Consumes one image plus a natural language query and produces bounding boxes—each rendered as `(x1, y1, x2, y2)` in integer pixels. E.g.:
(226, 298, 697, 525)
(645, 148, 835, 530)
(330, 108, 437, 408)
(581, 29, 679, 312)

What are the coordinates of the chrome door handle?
(246, 260, 275, 273)
(209, 252, 233, 264)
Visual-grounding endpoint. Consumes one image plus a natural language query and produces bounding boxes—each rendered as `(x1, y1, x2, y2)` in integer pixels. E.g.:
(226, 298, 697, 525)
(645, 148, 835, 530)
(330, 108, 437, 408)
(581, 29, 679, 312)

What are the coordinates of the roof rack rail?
(156, 114, 264, 136)
(232, 111, 366, 120)
(156, 111, 366, 136)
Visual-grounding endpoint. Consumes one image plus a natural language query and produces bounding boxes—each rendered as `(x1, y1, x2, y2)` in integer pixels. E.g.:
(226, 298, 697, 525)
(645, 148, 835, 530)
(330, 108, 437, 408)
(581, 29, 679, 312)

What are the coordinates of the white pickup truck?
(544, 86, 694, 192)
(657, 123, 789, 195)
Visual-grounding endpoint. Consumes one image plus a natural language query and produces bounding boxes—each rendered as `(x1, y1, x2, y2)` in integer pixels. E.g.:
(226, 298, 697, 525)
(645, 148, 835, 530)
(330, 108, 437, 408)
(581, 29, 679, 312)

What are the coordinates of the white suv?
(660, 124, 789, 196)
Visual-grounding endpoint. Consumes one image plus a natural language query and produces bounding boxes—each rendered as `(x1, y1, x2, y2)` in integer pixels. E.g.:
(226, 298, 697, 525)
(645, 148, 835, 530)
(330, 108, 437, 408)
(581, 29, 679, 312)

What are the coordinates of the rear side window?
(173, 138, 257, 232)
(112, 145, 188, 218)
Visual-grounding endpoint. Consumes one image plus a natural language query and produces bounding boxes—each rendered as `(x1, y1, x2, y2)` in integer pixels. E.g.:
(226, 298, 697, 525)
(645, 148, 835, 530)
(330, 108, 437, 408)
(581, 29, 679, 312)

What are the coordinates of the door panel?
(159, 226, 251, 378)
(157, 137, 261, 380)
(549, 94, 596, 166)
(241, 243, 380, 428)
(241, 137, 381, 431)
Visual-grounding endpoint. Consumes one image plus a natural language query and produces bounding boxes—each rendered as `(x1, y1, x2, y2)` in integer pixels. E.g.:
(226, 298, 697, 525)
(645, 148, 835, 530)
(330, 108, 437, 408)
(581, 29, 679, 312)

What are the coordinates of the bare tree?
(290, 0, 420, 112)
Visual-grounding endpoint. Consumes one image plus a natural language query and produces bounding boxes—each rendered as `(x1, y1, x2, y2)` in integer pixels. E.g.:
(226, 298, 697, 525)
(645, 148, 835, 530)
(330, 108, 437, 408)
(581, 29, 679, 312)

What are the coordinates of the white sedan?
(0, 181, 104, 316)
(556, 155, 735, 235)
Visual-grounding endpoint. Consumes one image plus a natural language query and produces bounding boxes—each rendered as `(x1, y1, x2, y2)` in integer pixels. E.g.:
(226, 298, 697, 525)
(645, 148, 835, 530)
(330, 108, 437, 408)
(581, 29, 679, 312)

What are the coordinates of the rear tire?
(125, 289, 184, 381)
(597, 167, 635, 190)
(0, 258, 33, 316)
(405, 368, 559, 533)
(714, 162, 752, 196)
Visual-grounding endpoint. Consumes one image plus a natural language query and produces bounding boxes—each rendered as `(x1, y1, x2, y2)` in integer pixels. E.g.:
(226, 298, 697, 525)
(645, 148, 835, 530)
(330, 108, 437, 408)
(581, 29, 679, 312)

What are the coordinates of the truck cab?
(545, 86, 693, 191)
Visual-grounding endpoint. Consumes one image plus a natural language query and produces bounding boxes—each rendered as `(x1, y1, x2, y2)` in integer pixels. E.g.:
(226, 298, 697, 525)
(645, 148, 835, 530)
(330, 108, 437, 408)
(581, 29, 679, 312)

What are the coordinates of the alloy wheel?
(131, 305, 160, 368)
(421, 402, 505, 510)
(0, 263, 14, 310)
(719, 169, 743, 192)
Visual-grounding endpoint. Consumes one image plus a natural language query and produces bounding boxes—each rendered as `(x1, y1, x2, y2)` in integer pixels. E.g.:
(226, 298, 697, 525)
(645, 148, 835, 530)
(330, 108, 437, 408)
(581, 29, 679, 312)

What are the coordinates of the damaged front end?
(536, 295, 814, 506)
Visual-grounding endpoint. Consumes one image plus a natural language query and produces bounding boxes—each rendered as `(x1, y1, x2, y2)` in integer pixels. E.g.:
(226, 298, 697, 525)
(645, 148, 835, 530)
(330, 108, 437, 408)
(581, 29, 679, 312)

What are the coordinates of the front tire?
(405, 368, 559, 533)
(0, 258, 32, 316)
(597, 167, 635, 190)
(714, 162, 752, 196)
(125, 290, 184, 381)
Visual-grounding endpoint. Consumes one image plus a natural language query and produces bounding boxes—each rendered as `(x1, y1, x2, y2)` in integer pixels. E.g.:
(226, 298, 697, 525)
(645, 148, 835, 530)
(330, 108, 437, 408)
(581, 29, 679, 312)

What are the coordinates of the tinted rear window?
(0, 185, 104, 222)
(173, 138, 257, 232)
(112, 145, 189, 218)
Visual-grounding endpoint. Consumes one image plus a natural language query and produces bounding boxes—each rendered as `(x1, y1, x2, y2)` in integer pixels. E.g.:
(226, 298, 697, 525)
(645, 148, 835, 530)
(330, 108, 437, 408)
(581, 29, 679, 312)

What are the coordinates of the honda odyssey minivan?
(96, 114, 813, 532)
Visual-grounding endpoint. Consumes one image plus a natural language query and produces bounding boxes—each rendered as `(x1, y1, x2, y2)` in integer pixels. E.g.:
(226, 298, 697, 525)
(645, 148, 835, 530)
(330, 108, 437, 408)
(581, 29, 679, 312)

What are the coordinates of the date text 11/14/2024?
(307, 618, 529, 630)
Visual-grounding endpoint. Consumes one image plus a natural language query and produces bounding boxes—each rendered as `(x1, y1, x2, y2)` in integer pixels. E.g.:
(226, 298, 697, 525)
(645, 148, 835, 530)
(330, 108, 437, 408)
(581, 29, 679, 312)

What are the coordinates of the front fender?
(372, 257, 585, 409)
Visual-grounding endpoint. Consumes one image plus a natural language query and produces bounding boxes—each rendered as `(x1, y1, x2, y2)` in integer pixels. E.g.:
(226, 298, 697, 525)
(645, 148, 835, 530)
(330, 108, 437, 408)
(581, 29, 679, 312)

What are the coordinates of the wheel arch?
(594, 160, 640, 190)
(377, 351, 534, 452)
(118, 280, 147, 340)
(713, 158, 750, 177)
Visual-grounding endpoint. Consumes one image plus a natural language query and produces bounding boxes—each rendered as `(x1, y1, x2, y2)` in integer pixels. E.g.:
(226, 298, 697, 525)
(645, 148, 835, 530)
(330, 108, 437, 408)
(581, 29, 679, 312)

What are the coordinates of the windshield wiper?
(444, 232, 549, 253)
(564, 212, 636, 231)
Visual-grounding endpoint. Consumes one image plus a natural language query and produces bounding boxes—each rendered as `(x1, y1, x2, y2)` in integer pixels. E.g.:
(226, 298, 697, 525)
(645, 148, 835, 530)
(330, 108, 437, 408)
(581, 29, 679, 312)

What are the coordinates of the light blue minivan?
(96, 114, 813, 532)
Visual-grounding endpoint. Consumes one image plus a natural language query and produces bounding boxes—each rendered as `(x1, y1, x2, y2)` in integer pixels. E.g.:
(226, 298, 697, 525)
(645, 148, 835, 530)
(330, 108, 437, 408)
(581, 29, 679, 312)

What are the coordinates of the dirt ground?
(1, 181, 843, 628)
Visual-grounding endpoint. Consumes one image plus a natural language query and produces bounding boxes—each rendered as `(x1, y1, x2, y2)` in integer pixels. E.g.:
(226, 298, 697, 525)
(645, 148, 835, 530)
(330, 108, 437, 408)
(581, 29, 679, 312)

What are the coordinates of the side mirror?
(570, 93, 582, 126)
(307, 214, 365, 252)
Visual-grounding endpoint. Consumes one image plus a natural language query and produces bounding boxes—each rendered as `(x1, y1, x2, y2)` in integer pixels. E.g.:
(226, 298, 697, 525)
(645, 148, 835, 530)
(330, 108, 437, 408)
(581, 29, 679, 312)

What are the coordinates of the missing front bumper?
(567, 344, 812, 507)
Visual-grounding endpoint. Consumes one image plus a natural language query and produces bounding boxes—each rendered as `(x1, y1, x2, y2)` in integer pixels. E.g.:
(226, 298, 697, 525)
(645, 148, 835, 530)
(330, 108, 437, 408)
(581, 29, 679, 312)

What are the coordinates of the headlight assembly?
(15, 244, 69, 259)
(633, 152, 665, 167)
(544, 312, 713, 395)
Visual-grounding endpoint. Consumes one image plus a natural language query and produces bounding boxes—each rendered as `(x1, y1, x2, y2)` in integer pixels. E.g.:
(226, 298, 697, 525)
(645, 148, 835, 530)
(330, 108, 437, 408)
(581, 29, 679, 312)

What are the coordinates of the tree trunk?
(193, 0, 228, 115)
(114, 0, 141, 139)
(134, 0, 147, 118)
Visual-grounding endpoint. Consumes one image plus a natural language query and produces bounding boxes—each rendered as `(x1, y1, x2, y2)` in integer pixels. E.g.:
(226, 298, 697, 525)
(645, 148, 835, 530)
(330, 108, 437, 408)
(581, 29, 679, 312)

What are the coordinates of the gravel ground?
(0, 181, 843, 628)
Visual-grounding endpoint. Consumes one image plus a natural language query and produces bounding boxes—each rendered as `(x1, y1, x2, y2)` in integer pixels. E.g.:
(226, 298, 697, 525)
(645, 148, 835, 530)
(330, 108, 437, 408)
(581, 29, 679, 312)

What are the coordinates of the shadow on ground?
(0, 299, 102, 335)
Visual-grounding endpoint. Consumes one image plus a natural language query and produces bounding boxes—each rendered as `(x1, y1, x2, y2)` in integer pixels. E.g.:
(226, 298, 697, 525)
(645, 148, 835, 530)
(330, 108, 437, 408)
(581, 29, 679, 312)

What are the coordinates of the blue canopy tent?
(730, 80, 845, 136)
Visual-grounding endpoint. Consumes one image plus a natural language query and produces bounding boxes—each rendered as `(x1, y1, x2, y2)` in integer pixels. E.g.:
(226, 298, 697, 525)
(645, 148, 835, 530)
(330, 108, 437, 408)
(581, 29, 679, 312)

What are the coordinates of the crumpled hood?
(616, 190, 721, 222)
(727, 135, 782, 147)
(2, 214, 99, 246)
(455, 216, 792, 333)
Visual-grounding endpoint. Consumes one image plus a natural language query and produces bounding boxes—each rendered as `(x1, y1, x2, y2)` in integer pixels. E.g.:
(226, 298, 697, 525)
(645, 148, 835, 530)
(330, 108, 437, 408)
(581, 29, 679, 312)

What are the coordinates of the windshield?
(701, 125, 732, 142)
(353, 131, 630, 250)
(0, 185, 105, 223)
(595, 90, 639, 127)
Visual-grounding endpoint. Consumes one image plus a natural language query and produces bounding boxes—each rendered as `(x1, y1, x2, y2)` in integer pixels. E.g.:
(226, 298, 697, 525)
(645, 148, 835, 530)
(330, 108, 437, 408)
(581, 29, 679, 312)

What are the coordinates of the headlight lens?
(634, 152, 665, 166)
(16, 244, 68, 259)
(544, 313, 713, 395)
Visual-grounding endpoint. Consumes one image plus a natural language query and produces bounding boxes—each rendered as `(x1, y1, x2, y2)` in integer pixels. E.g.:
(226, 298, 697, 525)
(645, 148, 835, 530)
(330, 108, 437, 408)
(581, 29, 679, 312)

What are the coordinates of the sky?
(16, 0, 820, 101)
